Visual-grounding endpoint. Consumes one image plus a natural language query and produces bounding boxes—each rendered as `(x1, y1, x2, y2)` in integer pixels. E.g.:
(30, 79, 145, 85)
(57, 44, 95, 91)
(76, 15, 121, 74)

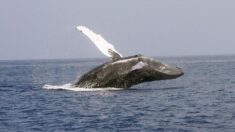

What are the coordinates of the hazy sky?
(0, 0, 235, 60)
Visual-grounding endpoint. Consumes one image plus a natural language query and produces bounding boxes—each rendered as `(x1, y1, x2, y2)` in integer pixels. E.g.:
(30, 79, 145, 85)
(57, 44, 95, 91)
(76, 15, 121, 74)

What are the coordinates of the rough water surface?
(0, 56, 235, 131)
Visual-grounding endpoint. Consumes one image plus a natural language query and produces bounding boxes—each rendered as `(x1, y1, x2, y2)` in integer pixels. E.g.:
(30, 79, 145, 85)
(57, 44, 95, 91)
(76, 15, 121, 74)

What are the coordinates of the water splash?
(43, 83, 124, 91)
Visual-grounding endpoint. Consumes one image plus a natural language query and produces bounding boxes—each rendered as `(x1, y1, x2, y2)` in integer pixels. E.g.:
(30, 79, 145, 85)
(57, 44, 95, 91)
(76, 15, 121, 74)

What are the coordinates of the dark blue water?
(1, 56, 235, 131)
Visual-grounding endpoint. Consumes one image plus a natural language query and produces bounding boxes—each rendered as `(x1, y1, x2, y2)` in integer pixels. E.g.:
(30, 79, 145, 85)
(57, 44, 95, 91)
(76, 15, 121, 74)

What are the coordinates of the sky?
(0, 0, 235, 60)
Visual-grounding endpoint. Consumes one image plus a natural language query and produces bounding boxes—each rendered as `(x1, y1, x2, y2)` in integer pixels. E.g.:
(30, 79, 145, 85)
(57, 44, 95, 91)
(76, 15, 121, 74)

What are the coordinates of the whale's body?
(75, 26, 184, 88)
(74, 55, 183, 88)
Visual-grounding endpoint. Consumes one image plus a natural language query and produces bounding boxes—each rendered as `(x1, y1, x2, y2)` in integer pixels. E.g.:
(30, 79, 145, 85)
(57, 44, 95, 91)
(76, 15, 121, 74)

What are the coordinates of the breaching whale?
(74, 26, 183, 88)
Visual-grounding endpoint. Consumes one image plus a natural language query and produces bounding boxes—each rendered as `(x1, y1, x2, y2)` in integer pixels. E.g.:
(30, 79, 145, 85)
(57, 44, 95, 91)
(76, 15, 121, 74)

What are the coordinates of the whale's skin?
(74, 55, 184, 88)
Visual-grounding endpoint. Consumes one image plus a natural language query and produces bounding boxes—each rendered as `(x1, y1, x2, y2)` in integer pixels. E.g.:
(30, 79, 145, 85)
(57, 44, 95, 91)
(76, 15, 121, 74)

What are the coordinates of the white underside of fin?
(76, 26, 122, 58)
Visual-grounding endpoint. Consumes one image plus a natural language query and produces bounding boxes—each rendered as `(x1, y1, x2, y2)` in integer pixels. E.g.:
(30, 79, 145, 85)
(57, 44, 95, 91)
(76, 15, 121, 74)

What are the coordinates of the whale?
(74, 55, 183, 88)
(74, 26, 184, 88)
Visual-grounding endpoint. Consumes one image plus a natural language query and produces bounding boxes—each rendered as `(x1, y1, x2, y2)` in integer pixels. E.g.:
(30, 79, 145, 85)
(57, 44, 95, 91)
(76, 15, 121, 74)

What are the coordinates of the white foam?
(76, 26, 122, 58)
(43, 83, 124, 91)
(131, 61, 148, 71)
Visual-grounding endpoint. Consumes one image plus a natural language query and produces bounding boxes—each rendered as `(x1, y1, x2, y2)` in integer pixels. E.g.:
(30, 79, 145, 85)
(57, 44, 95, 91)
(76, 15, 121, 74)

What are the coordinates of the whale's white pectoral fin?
(76, 26, 122, 60)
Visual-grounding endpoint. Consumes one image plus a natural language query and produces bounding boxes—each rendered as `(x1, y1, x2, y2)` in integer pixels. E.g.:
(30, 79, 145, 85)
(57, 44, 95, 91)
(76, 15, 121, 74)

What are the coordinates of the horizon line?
(0, 53, 235, 62)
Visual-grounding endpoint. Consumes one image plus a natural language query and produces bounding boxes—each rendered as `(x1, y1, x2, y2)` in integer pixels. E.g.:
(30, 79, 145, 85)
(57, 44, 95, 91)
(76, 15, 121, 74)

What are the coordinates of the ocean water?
(0, 55, 235, 131)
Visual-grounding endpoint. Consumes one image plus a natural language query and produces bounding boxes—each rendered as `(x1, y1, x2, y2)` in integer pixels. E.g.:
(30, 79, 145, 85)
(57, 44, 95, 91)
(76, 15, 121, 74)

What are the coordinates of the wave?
(43, 83, 124, 91)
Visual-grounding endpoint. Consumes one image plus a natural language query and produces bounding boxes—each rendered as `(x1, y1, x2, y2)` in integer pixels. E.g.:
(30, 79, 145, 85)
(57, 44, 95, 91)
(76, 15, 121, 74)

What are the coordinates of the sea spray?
(43, 83, 124, 91)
